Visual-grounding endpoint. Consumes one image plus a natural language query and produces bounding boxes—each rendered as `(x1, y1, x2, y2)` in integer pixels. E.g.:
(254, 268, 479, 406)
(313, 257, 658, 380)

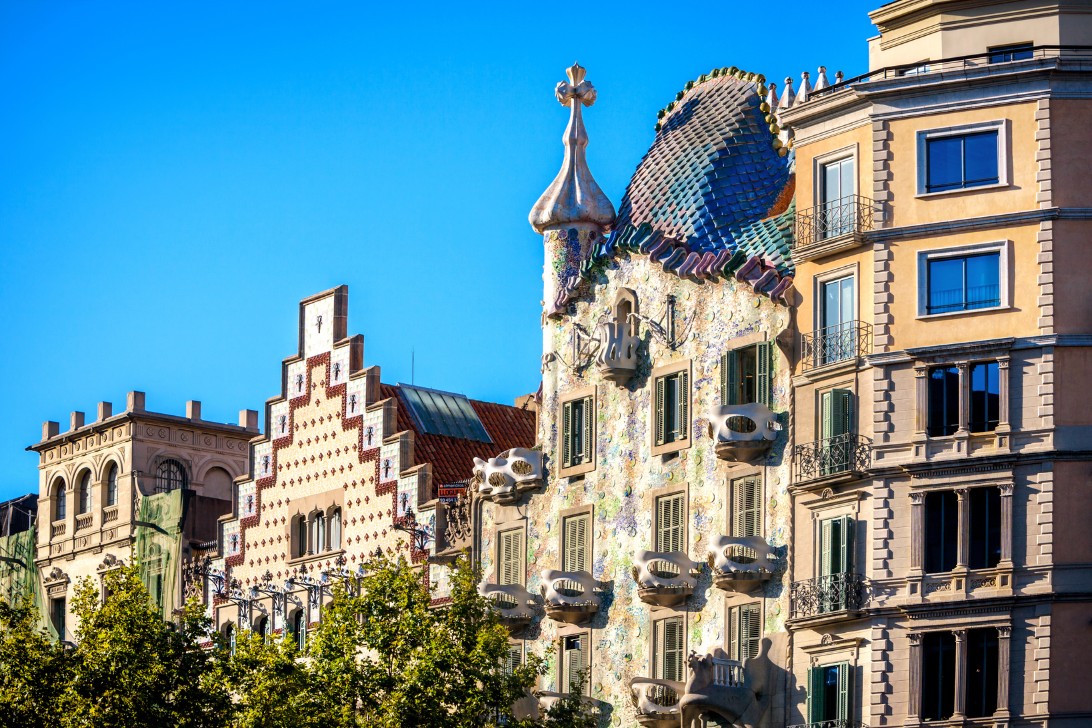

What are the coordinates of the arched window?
(293, 515, 308, 557)
(329, 509, 342, 551)
(312, 513, 327, 553)
(76, 471, 92, 515)
(52, 478, 67, 521)
(155, 459, 187, 493)
(289, 609, 306, 651)
(105, 464, 118, 507)
(254, 615, 268, 640)
(224, 623, 236, 654)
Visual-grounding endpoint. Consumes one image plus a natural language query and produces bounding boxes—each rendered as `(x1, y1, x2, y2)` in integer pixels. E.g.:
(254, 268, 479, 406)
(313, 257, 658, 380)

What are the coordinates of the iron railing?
(789, 721, 869, 728)
(808, 45, 1092, 103)
(790, 573, 870, 620)
(795, 195, 874, 249)
(794, 433, 872, 484)
(801, 320, 871, 370)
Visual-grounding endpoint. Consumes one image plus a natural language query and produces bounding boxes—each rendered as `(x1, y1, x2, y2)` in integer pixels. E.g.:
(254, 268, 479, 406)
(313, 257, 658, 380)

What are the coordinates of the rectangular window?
(655, 370, 689, 447)
(504, 643, 523, 675)
(922, 632, 956, 721)
(818, 275, 856, 365)
(562, 513, 590, 573)
(818, 516, 854, 613)
(807, 663, 851, 723)
(970, 362, 1000, 433)
(721, 343, 773, 407)
(561, 634, 587, 695)
(727, 603, 761, 662)
(498, 529, 524, 586)
(924, 130, 1000, 193)
(989, 43, 1033, 64)
(819, 389, 855, 476)
(819, 157, 855, 239)
(966, 628, 999, 718)
(561, 395, 594, 470)
(926, 252, 1001, 314)
(968, 487, 1002, 570)
(927, 366, 960, 437)
(656, 493, 685, 553)
(50, 597, 65, 639)
(730, 476, 762, 538)
(925, 490, 959, 574)
(654, 617, 685, 682)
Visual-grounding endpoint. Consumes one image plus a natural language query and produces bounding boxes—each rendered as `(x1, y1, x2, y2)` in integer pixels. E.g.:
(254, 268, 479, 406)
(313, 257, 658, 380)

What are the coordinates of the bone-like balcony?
(708, 402, 780, 462)
(480, 582, 535, 631)
(631, 550, 702, 607)
(595, 321, 640, 384)
(707, 535, 775, 593)
(540, 570, 601, 624)
(629, 678, 683, 728)
(473, 448, 544, 505)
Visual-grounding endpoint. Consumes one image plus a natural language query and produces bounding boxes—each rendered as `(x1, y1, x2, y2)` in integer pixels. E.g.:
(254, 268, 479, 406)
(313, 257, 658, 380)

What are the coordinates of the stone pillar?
(952, 629, 967, 719)
(996, 626, 1012, 718)
(999, 482, 1015, 565)
(907, 632, 922, 722)
(913, 366, 928, 437)
(955, 489, 969, 570)
(955, 362, 970, 438)
(909, 491, 925, 573)
(996, 356, 1011, 433)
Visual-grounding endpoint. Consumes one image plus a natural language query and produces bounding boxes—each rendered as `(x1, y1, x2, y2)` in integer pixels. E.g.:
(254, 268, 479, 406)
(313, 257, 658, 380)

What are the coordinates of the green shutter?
(678, 371, 689, 440)
(831, 388, 853, 438)
(742, 602, 761, 660)
(820, 518, 834, 578)
(582, 396, 594, 466)
(505, 644, 522, 675)
(756, 341, 772, 407)
(838, 515, 855, 574)
(562, 401, 573, 468)
(564, 636, 585, 693)
(723, 351, 739, 406)
(836, 662, 851, 721)
(655, 377, 666, 446)
(821, 391, 834, 440)
(807, 666, 826, 724)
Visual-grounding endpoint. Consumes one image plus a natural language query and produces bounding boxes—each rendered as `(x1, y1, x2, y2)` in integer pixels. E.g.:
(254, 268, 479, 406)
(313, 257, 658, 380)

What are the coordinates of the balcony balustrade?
(595, 320, 640, 384)
(480, 582, 535, 631)
(708, 402, 780, 463)
(102, 506, 119, 524)
(473, 448, 544, 505)
(707, 535, 775, 593)
(540, 570, 601, 624)
(75, 513, 93, 532)
(629, 678, 683, 728)
(51, 520, 66, 538)
(788, 721, 869, 728)
(678, 650, 753, 726)
(794, 195, 874, 260)
(789, 573, 870, 623)
(631, 550, 702, 607)
(801, 320, 872, 371)
(793, 434, 872, 486)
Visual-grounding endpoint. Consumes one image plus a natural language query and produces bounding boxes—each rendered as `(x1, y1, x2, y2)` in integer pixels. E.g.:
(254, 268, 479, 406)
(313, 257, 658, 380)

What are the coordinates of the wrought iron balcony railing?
(789, 573, 870, 620)
(794, 195, 874, 250)
(793, 433, 871, 484)
(788, 721, 869, 728)
(801, 320, 871, 370)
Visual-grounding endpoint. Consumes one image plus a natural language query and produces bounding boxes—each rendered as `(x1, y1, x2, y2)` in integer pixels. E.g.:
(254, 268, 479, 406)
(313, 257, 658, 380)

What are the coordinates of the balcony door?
(819, 275, 855, 364)
(820, 157, 855, 238)
(818, 515, 854, 613)
(819, 389, 854, 475)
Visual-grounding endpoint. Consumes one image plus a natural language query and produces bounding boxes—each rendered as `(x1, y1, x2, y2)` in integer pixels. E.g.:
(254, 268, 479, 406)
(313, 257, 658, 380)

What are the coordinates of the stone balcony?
(75, 513, 93, 532)
(540, 570, 601, 624)
(631, 550, 702, 607)
(51, 520, 66, 538)
(480, 582, 535, 632)
(595, 321, 640, 385)
(629, 677, 684, 728)
(473, 448, 544, 505)
(708, 402, 780, 463)
(678, 650, 750, 727)
(707, 535, 775, 593)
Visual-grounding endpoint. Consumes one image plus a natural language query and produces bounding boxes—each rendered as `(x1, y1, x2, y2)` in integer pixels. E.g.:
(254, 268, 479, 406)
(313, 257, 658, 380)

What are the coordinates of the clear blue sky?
(0, 1, 878, 499)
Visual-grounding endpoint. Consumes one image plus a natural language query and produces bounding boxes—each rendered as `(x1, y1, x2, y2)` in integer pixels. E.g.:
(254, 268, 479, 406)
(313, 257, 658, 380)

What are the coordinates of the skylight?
(398, 385, 492, 443)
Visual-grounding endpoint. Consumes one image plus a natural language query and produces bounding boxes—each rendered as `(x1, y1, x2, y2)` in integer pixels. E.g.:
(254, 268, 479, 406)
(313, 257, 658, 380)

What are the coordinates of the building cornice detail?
(865, 207, 1092, 245)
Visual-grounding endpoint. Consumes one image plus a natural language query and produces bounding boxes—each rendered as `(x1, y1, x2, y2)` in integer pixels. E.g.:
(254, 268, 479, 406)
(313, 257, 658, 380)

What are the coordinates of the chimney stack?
(239, 409, 259, 431)
(97, 401, 113, 421)
(70, 411, 85, 431)
(42, 421, 59, 440)
(186, 400, 202, 421)
(127, 391, 146, 413)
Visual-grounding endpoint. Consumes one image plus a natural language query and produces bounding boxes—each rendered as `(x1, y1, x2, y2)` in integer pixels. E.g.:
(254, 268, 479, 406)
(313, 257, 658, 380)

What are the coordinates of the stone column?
(955, 489, 969, 570)
(952, 629, 967, 719)
(996, 357, 1012, 433)
(999, 483, 1015, 565)
(913, 366, 928, 438)
(910, 492, 925, 573)
(956, 362, 970, 438)
(907, 632, 922, 722)
(996, 626, 1012, 718)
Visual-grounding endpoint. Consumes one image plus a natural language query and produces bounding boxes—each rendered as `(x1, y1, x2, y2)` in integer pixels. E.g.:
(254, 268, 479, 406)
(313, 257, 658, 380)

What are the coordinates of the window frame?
(651, 360, 692, 457)
(729, 474, 763, 538)
(558, 386, 596, 478)
(726, 601, 762, 663)
(105, 463, 119, 508)
(496, 527, 526, 587)
(916, 241, 1010, 319)
(807, 661, 852, 724)
(916, 120, 1009, 198)
(653, 488, 687, 554)
(653, 615, 686, 682)
(988, 42, 1033, 64)
(560, 508, 592, 575)
(559, 631, 590, 695)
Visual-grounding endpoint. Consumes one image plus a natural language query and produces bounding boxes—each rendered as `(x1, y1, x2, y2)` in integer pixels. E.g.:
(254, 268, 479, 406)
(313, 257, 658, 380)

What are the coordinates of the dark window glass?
(819, 664, 841, 721)
(969, 487, 1002, 570)
(922, 632, 956, 721)
(925, 491, 959, 573)
(50, 597, 66, 639)
(54, 480, 67, 521)
(927, 253, 1000, 314)
(664, 374, 679, 442)
(928, 366, 960, 437)
(155, 459, 187, 493)
(966, 628, 999, 717)
(106, 465, 118, 507)
(970, 362, 1000, 432)
(925, 131, 999, 192)
(989, 43, 1033, 63)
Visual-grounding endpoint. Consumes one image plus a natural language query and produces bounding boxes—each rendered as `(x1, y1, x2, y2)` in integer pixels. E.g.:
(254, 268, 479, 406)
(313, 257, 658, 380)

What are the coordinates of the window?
(655, 493, 685, 553)
(654, 617, 685, 682)
(289, 609, 306, 651)
(560, 634, 587, 695)
(968, 487, 1001, 570)
(561, 394, 594, 473)
(498, 528, 524, 586)
(989, 43, 1032, 63)
(727, 603, 760, 662)
(504, 643, 523, 675)
(819, 157, 855, 238)
(654, 369, 689, 448)
(720, 343, 772, 407)
(52, 479, 67, 521)
(970, 362, 1000, 433)
(155, 459, 187, 493)
(899, 62, 931, 76)
(966, 628, 999, 718)
(925, 491, 958, 574)
(562, 513, 590, 573)
(329, 509, 342, 550)
(293, 515, 308, 557)
(817, 275, 856, 364)
(312, 513, 327, 553)
(819, 389, 855, 476)
(50, 597, 65, 639)
(921, 632, 956, 721)
(730, 476, 761, 538)
(224, 623, 236, 655)
(922, 128, 1000, 193)
(926, 252, 1000, 315)
(818, 516, 854, 612)
(106, 464, 118, 507)
(77, 471, 92, 515)
(807, 662, 851, 725)
(927, 366, 960, 437)
(254, 615, 268, 640)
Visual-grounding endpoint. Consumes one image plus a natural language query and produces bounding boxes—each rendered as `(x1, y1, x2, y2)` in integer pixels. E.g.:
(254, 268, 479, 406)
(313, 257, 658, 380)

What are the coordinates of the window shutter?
(564, 515, 589, 573)
(756, 341, 772, 407)
(664, 618, 683, 681)
(838, 515, 855, 574)
(727, 605, 739, 661)
(655, 377, 666, 446)
(677, 370, 689, 439)
(742, 603, 761, 660)
(582, 396, 594, 466)
(657, 493, 685, 552)
(505, 645, 522, 675)
(657, 496, 668, 552)
(821, 391, 834, 440)
(731, 478, 745, 537)
(671, 495, 684, 552)
(562, 401, 573, 468)
(836, 662, 851, 721)
(807, 667, 826, 724)
(819, 518, 833, 578)
(723, 351, 739, 406)
(831, 389, 854, 437)
(499, 530, 522, 586)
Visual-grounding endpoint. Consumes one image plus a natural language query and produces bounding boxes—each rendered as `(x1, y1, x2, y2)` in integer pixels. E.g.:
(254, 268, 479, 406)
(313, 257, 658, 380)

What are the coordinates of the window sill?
(651, 437, 691, 458)
(915, 181, 1010, 199)
(557, 460, 595, 479)
(916, 305, 1009, 321)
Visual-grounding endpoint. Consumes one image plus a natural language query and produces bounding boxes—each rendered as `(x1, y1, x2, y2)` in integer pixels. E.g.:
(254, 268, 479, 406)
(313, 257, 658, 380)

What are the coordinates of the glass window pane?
(965, 253, 1000, 310)
(963, 131, 999, 187)
(970, 362, 1000, 432)
(927, 257, 965, 314)
(840, 159, 854, 202)
(823, 162, 841, 205)
(927, 136, 964, 192)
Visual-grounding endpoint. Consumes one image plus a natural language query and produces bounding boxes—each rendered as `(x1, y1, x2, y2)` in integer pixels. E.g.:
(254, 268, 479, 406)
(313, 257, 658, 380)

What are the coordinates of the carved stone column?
(952, 629, 967, 719)
(999, 483, 1015, 565)
(955, 489, 969, 570)
(996, 626, 1012, 718)
(907, 632, 922, 722)
(996, 357, 1012, 433)
(913, 366, 928, 440)
(955, 362, 970, 439)
(910, 492, 925, 573)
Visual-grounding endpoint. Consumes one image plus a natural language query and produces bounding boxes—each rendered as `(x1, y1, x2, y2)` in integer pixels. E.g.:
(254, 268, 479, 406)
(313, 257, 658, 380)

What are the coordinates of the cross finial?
(555, 62, 597, 108)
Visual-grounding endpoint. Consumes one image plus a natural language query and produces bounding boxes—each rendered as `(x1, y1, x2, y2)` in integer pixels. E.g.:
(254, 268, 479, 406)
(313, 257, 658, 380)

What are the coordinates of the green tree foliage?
(0, 596, 68, 728)
(219, 629, 321, 728)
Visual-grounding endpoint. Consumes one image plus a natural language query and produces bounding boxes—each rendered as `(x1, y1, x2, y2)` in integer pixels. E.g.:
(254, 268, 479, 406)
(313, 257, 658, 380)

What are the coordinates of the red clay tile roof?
(380, 384, 537, 494)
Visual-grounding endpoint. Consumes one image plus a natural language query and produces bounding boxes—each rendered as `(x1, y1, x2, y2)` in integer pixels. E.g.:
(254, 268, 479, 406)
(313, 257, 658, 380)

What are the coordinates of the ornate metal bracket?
(632, 295, 692, 350)
(393, 509, 433, 554)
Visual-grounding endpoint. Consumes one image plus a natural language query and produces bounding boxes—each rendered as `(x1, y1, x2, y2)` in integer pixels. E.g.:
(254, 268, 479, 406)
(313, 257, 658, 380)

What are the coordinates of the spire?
(766, 82, 779, 113)
(529, 63, 616, 234)
(778, 76, 796, 109)
(814, 66, 829, 92)
(796, 70, 812, 105)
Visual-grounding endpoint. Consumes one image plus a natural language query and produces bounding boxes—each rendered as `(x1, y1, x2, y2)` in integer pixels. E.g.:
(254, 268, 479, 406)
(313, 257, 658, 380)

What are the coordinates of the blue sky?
(0, 1, 877, 499)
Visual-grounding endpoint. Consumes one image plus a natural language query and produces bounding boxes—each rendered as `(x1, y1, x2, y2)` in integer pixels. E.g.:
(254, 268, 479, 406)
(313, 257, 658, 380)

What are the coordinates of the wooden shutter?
(731, 477, 761, 538)
(505, 644, 522, 675)
(722, 351, 739, 406)
(677, 370, 689, 440)
(563, 514, 589, 573)
(741, 603, 761, 660)
(831, 388, 854, 438)
(836, 662, 851, 721)
(499, 529, 523, 586)
(837, 515, 855, 574)
(655, 377, 666, 446)
(657, 617, 684, 682)
(820, 518, 834, 578)
(564, 636, 585, 693)
(582, 396, 594, 466)
(807, 666, 826, 724)
(657, 493, 685, 552)
(562, 400, 573, 468)
(821, 391, 833, 440)
(756, 341, 773, 407)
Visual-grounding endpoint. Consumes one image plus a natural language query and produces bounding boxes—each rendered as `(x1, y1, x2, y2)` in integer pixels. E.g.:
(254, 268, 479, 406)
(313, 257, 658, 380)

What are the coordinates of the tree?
(219, 629, 320, 728)
(0, 596, 68, 728)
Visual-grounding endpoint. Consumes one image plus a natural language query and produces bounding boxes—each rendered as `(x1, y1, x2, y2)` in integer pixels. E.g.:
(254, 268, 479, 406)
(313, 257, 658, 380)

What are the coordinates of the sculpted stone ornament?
(479, 582, 536, 632)
(708, 402, 780, 462)
(680, 636, 786, 728)
(473, 448, 544, 504)
(707, 535, 775, 593)
(596, 319, 640, 383)
(540, 569, 602, 624)
(631, 550, 703, 607)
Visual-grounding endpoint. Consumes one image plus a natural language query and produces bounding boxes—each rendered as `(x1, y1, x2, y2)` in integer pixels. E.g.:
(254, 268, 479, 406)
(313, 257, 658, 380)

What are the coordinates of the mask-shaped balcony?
(595, 321, 640, 384)
(629, 678, 684, 728)
(473, 448, 544, 505)
(479, 582, 535, 632)
(707, 535, 775, 593)
(631, 550, 702, 607)
(679, 650, 751, 727)
(708, 402, 780, 463)
(540, 570, 601, 624)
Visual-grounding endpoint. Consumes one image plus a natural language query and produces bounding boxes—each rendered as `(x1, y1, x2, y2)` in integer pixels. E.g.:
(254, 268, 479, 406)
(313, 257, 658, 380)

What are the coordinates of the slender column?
(956, 362, 970, 437)
(914, 366, 929, 438)
(907, 632, 922, 722)
(996, 626, 1012, 717)
(955, 489, 969, 569)
(952, 629, 967, 719)
(999, 483, 1014, 565)
(909, 492, 925, 573)
(996, 357, 1012, 433)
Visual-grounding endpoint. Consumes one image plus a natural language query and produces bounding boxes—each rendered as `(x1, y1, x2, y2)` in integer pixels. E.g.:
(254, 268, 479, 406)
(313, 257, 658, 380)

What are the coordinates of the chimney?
(127, 391, 146, 413)
(42, 421, 59, 440)
(70, 411, 85, 431)
(239, 409, 259, 431)
(97, 401, 113, 421)
(186, 400, 202, 421)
